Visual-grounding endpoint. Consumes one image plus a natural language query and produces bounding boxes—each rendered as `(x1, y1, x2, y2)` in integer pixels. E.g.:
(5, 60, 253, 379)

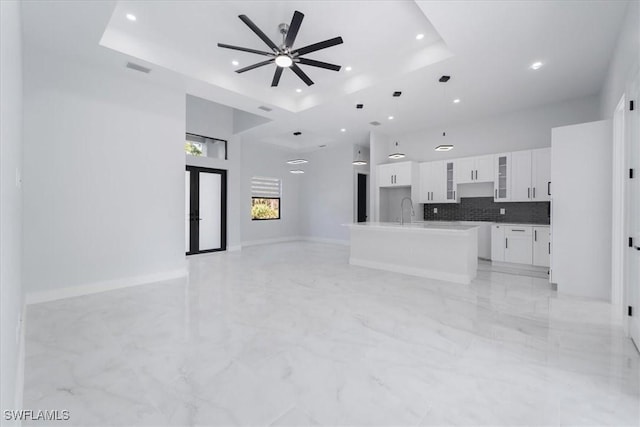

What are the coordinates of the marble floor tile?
(22, 242, 639, 426)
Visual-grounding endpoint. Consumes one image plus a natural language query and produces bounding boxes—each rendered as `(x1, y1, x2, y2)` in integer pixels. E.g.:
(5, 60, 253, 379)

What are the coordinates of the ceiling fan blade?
(297, 58, 341, 72)
(271, 67, 284, 87)
(217, 43, 274, 57)
(284, 11, 304, 48)
(292, 36, 343, 56)
(235, 59, 275, 73)
(238, 14, 279, 53)
(290, 63, 314, 86)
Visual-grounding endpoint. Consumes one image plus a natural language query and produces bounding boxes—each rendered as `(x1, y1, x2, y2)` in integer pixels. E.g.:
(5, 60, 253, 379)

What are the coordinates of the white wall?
(1, 0, 24, 418)
(241, 140, 302, 245)
(379, 95, 600, 162)
(551, 120, 612, 300)
(185, 95, 242, 250)
(599, 0, 639, 118)
(299, 144, 354, 243)
(22, 50, 187, 296)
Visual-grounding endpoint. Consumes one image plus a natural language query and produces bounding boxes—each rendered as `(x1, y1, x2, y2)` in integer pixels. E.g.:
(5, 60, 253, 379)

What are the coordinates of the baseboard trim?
(227, 245, 242, 252)
(241, 236, 303, 247)
(302, 237, 350, 246)
(25, 267, 188, 305)
(349, 258, 473, 284)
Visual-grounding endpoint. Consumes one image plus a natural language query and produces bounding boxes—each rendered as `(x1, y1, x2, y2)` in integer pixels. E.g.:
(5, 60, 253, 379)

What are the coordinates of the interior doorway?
(185, 166, 227, 255)
(357, 173, 368, 222)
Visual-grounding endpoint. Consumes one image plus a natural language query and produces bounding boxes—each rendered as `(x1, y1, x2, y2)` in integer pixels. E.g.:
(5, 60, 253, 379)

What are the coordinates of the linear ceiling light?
(286, 159, 308, 165)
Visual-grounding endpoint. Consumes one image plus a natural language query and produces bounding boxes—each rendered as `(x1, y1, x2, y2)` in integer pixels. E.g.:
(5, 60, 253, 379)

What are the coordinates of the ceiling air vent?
(258, 106, 273, 112)
(369, 121, 381, 126)
(126, 62, 151, 74)
(393, 91, 402, 97)
(293, 131, 302, 136)
(439, 75, 450, 83)
(356, 104, 364, 109)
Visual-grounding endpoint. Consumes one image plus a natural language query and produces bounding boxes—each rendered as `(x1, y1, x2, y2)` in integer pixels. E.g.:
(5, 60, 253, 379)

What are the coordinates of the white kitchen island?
(347, 222, 479, 284)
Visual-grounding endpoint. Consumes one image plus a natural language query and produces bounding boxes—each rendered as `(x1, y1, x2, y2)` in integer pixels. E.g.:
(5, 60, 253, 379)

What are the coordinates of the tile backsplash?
(423, 197, 550, 224)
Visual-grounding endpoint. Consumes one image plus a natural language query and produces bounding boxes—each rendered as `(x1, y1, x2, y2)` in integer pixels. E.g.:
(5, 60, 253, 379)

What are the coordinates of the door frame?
(186, 165, 227, 255)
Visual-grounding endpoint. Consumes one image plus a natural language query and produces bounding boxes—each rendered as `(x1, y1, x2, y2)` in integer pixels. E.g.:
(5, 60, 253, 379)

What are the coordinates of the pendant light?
(388, 141, 405, 159)
(352, 148, 367, 166)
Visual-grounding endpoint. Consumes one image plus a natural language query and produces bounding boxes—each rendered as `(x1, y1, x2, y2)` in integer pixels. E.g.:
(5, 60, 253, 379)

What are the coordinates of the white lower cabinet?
(504, 226, 533, 264)
(533, 226, 551, 267)
(491, 225, 505, 261)
(491, 224, 549, 267)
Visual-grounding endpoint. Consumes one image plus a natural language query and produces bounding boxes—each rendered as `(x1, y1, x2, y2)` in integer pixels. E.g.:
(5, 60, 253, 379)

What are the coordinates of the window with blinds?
(251, 177, 281, 220)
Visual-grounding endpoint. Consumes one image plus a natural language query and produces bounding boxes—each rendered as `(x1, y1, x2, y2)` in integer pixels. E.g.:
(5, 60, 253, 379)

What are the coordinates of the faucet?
(400, 197, 415, 225)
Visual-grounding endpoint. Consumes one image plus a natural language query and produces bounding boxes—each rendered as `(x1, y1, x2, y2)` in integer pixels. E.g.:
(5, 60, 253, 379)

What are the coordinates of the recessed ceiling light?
(296, 88, 302, 93)
(435, 145, 454, 151)
(345, 66, 352, 71)
(388, 116, 394, 120)
(340, 128, 346, 132)
(530, 61, 543, 70)
(231, 60, 239, 66)
(286, 159, 308, 165)
(290, 170, 305, 174)
(453, 99, 461, 104)
(416, 34, 424, 40)
(126, 13, 137, 21)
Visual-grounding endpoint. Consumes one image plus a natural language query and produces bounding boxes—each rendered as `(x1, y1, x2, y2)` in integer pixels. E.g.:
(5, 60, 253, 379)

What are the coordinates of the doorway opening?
(185, 166, 227, 255)
(357, 173, 368, 222)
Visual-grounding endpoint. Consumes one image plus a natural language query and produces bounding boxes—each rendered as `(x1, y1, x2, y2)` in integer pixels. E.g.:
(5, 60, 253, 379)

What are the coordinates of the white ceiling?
(21, 0, 629, 151)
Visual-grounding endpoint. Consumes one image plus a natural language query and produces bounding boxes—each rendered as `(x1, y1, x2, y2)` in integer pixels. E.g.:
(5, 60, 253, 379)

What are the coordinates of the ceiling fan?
(217, 11, 343, 87)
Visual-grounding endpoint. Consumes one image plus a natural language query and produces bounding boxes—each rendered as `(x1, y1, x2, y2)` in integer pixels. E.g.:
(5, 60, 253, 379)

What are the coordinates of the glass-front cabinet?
(494, 153, 511, 201)
(445, 161, 457, 202)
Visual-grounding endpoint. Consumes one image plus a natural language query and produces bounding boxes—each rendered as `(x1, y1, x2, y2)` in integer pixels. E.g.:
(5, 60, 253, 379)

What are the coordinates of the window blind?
(251, 177, 281, 198)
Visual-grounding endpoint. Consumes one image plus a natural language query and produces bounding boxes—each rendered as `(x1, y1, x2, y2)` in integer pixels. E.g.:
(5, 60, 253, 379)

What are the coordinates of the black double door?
(186, 166, 227, 255)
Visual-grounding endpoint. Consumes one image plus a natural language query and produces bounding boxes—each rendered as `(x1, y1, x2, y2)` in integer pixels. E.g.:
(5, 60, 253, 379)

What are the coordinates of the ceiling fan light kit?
(218, 11, 343, 87)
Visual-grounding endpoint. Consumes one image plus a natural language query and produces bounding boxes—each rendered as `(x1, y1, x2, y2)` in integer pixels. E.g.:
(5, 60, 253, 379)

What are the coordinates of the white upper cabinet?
(531, 148, 551, 201)
(493, 153, 511, 201)
(456, 155, 494, 184)
(419, 160, 456, 203)
(510, 150, 533, 202)
(378, 162, 414, 187)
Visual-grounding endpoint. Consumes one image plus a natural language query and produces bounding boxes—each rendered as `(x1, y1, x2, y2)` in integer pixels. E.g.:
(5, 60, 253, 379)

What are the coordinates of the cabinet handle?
(475, 170, 478, 180)
(548, 242, 551, 254)
(431, 191, 433, 200)
(471, 170, 473, 180)
(548, 182, 551, 196)
(454, 190, 456, 199)
(506, 238, 508, 249)
(534, 230, 537, 241)
(533, 187, 536, 199)
(495, 189, 498, 199)
(528, 187, 530, 199)
(512, 229, 526, 232)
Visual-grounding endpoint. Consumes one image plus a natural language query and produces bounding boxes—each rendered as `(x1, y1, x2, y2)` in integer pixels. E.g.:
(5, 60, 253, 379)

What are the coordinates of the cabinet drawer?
(505, 226, 532, 236)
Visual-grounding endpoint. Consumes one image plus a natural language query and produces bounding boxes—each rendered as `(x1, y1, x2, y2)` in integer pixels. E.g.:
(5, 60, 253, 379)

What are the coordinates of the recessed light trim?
(435, 145, 454, 151)
(290, 170, 305, 174)
(126, 13, 137, 21)
(232, 60, 239, 66)
(340, 128, 346, 132)
(453, 98, 461, 104)
(530, 61, 543, 70)
(286, 159, 308, 165)
(416, 33, 424, 40)
(296, 88, 302, 93)
(345, 66, 352, 71)
(388, 116, 394, 120)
